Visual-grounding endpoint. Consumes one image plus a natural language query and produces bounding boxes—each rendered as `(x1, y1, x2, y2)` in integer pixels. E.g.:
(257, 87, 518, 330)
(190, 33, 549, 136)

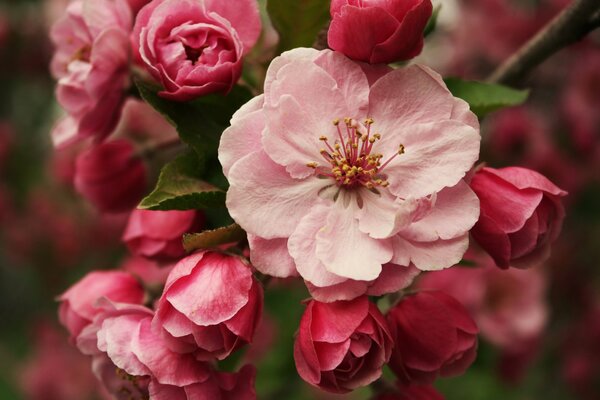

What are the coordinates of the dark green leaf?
(134, 79, 253, 158)
(182, 224, 246, 252)
(267, 0, 330, 53)
(444, 78, 529, 118)
(139, 152, 225, 211)
(424, 4, 442, 37)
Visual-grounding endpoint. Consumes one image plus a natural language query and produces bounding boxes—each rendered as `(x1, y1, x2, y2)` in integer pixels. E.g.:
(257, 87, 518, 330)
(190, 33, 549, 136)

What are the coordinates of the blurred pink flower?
(132, 0, 261, 101)
(387, 291, 478, 384)
(58, 270, 145, 339)
(74, 139, 147, 213)
(294, 296, 393, 393)
(220, 48, 480, 301)
(470, 166, 567, 269)
(50, 0, 133, 147)
(154, 251, 263, 361)
(122, 209, 204, 261)
(328, 0, 432, 64)
(19, 322, 104, 400)
(417, 256, 548, 349)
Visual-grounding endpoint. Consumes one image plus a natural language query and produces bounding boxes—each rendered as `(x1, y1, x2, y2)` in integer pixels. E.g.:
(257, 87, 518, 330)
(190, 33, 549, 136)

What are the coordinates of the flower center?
(307, 118, 404, 189)
(184, 45, 204, 65)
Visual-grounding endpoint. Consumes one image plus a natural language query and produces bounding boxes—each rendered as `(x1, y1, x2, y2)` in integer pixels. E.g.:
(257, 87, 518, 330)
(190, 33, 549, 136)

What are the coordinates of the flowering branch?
(488, 0, 600, 85)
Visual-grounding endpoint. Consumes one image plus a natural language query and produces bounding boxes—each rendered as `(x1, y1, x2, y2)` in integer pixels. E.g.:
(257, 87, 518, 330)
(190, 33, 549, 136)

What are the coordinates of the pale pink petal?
(356, 188, 416, 239)
(219, 95, 265, 177)
(98, 315, 150, 376)
(316, 205, 393, 281)
(288, 206, 348, 287)
(366, 263, 420, 296)
(247, 235, 298, 278)
(226, 150, 326, 239)
(306, 279, 369, 303)
(391, 234, 469, 271)
(402, 180, 480, 241)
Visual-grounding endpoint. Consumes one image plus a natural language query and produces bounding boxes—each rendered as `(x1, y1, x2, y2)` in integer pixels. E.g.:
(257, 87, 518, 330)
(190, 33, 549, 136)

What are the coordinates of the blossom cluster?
(47, 0, 569, 398)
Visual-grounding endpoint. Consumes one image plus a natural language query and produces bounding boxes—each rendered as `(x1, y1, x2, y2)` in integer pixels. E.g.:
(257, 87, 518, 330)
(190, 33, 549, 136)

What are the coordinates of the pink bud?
(470, 166, 567, 269)
(132, 0, 261, 101)
(387, 291, 478, 384)
(154, 252, 263, 361)
(328, 0, 433, 64)
(294, 296, 393, 393)
(122, 209, 204, 261)
(74, 140, 147, 213)
(58, 270, 145, 339)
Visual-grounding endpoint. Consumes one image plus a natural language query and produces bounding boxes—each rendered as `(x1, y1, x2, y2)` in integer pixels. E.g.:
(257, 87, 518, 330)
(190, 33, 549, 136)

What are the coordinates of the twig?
(488, 0, 600, 85)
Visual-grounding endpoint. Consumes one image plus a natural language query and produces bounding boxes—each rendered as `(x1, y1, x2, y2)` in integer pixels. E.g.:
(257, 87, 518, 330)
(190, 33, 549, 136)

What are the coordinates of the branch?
(488, 0, 600, 85)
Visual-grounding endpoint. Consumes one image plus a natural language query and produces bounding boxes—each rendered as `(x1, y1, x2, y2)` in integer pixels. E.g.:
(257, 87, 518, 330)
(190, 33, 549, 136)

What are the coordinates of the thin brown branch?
(488, 0, 600, 86)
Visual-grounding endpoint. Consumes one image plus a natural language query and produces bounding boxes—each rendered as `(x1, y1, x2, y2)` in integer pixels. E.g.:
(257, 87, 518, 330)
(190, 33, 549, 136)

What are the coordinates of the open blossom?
(328, 0, 433, 64)
(58, 270, 144, 339)
(122, 209, 204, 261)
(154, 252, 263, 361)
(294, 296, 393, 393)
(220, 48, 480, 301)
(132, 0, 261, 101)
(387, 291, 478, 384)
(50, 0, 133, 147)
(470, 166, 567, 269)
(74, 139, 147, 213)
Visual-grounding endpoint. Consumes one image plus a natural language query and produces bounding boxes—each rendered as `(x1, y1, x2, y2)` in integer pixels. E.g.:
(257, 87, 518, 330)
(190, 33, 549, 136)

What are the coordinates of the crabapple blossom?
(294, 296, 393, 393)
(386, 291, 478, 384)
(58, 270, 144, 339)
(328, 0, 433, 64)
(132, 0, 261, 101)
(153, 251, 263, 361)
(470, 166, 567, 269)
(50, 0, 133, 147)
(220, 48, 480, 301)
(122, 209, 204, 261)
(74, 139, 147, 213)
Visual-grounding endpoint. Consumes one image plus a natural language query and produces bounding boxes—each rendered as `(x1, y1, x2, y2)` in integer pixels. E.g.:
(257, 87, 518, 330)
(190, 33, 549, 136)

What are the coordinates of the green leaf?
(134, 79, 253, 158)
(444, 78, 529, 118)
(267, 0, 330, 53)
(424, 4, 442, 37)
(139, 151, 225, 211)
(182, 224, 246, 252)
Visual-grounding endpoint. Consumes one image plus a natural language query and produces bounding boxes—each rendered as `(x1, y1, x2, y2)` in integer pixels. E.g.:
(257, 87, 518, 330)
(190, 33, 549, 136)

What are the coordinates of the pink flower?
(328, 0, 433, 64)
(149, 364, 257, 400)
(122, 209, 204, 261)
(132, 0, 261, 101)
(154, 251, 263, 361)
(386, 291, 478, 384)
(74, 139, 147, 213)
(58, 270, 145, 339)
(418, 255, 548, 349)
(121, 256, 173, 287)
(50, 0, 133, 147)
(294, 296, 393, 393)
(470, 166, 567, 269)
(220, 48, 480, 301)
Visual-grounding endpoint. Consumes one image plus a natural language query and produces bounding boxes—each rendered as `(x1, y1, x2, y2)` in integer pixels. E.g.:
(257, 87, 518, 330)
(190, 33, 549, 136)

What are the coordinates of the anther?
(398, 144, 405, 155)
(306, 162, 318, 168)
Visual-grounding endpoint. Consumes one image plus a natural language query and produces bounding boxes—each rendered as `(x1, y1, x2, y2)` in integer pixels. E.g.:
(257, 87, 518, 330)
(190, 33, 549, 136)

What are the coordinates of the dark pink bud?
(387, 291, 478, 384)
(122, 209, 204, 261)
(470, 166, 567, 269)
(328, 0, 432, 64)
(74, 140, 147, 213)
(294, 296, 393, 393)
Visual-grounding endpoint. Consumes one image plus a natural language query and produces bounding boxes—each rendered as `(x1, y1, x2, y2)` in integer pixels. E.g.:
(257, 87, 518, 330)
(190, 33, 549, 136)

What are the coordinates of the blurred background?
(0, 0, 598, 399)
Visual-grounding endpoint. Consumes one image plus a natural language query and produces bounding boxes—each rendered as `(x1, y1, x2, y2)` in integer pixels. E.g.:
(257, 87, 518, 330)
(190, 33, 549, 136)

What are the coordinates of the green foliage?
(134, 79, 253, 159)
(139, 151, 225, 211)
(424, 4, 442, 37)
(444, 78, 529, 118)
(182, 224, 246, 252)
(267, 0, 330, 53)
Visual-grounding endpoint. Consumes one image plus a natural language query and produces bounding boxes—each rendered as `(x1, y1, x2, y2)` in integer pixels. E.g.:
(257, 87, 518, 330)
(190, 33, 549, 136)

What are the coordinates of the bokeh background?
(0, 0, 599, 399)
